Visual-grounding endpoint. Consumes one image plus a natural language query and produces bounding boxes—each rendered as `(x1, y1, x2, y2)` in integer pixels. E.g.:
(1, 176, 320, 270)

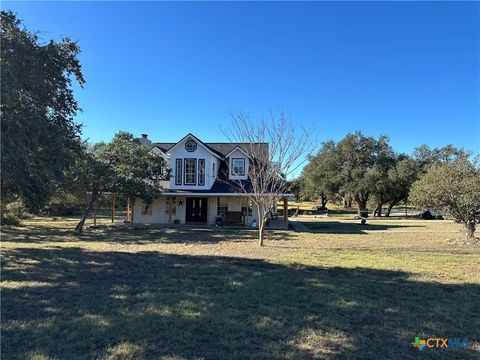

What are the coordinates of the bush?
(2, 215, 20, 226)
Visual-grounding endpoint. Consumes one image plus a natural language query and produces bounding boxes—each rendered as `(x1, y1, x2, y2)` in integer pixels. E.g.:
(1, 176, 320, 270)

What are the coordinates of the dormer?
(225, 146, 250, 180)
(167, 134, 222, 190)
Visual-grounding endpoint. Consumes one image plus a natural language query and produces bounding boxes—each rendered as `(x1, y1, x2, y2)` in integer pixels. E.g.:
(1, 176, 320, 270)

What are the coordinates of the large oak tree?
(303, 132, 395, 215)
(1, 11, 84, 218)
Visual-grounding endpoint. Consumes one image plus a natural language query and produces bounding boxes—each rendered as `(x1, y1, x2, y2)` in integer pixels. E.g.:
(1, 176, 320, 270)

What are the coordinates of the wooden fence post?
(111, 193, 116, 223)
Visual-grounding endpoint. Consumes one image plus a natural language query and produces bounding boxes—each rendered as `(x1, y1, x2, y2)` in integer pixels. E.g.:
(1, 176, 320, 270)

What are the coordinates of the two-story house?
(130, 133, 289, 227)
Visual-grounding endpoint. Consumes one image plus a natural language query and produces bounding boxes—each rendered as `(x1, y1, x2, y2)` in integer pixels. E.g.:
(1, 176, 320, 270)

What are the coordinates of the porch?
(129, 195, 289, 229)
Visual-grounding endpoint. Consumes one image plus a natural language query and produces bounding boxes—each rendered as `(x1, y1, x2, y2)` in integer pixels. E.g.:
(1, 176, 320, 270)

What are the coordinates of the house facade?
(130, 133, 289, 227)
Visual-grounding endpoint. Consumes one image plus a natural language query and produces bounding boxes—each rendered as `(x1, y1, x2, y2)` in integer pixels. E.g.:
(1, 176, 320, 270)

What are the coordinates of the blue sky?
(4, 1, 480, 161)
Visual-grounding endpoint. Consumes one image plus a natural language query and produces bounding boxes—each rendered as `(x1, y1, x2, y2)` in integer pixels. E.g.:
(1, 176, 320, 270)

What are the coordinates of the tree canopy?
(302, 131, 396, 214)
(301, 132, 475, 220)
(66, 132, 171, 232)
(1, 11, 84, 215)
(410, 158, 480, 242)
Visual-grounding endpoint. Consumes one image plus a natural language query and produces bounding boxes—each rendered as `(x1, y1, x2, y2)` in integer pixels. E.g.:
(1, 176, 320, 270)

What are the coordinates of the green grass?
(1, 217, 479, 359)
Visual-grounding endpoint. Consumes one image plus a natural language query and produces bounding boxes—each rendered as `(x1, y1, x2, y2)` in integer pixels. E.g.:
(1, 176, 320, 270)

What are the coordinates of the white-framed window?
(175, 159, 182, 185)
(232, 158, 246, 176)
(198, 159, 205, 186)
(217, 197, 228, 218)
(184, 158, 196, 185)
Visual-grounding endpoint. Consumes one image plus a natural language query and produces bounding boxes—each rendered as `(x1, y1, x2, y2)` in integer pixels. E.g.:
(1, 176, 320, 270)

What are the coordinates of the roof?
(150, 141, 268, 158)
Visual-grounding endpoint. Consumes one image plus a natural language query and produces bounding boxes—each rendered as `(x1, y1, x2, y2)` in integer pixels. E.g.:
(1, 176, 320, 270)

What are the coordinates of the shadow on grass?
(298, 221, 424, 234)
(2, 247, 478, 359)
(1, 226, 296, 245)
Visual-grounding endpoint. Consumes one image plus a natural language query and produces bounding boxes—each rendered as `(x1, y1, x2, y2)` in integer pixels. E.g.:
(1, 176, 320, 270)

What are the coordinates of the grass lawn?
(1, 217, 479, 359)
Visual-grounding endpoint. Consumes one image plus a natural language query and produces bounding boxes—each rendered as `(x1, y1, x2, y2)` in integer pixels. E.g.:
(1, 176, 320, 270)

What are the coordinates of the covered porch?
(129, 194, 289, 229)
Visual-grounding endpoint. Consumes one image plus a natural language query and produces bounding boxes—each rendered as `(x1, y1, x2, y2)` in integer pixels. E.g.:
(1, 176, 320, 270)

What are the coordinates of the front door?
(185, 197, 208, 223)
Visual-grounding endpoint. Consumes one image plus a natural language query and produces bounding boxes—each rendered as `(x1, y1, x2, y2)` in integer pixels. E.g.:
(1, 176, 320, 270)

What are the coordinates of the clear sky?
(4, 1, 480, 160)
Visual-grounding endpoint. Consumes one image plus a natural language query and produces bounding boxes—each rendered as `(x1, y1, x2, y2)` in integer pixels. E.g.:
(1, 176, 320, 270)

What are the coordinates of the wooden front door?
(185, 197, 208, 223)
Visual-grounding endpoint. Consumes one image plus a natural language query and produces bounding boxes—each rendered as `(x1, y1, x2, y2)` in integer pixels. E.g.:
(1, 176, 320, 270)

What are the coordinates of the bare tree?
(223, 110, 313, 246)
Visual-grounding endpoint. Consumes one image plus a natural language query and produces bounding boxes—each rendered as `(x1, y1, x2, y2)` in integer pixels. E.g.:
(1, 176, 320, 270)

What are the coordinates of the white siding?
(133, 196, 186, 224)
(167, 137, 219, 190)
(208, 197, 218, 225)
(133, 195, 250, 226)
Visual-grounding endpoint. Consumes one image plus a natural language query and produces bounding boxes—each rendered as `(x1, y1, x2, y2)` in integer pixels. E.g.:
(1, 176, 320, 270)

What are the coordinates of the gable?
(167, 134, 223, 159)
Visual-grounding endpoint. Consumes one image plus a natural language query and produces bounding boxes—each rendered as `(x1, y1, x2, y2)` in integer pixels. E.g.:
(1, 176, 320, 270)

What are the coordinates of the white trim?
(225, 145, 252, 159)
(167, 133, 223, 159)
(149, 146, 170, 159)
(161, 192, 293, 197)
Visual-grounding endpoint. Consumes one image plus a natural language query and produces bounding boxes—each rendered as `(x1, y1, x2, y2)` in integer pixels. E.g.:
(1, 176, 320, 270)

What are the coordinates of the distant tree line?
(300, 132, 479, 242)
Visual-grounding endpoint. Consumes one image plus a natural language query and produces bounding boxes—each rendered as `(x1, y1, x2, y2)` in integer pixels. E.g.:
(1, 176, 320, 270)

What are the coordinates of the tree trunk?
(75, 191, 98, 233)
(342, 195, 351, 208)
(258, 223, 265, 246)
(0, 203, 6, 225)
(355, 194, 368, 215)
(385, 202, 396, 217)
(466, 221, 476, 243)
(257, 204, 266, 246)
(321, 192, 328, 209)
(374, 203, 382, 217)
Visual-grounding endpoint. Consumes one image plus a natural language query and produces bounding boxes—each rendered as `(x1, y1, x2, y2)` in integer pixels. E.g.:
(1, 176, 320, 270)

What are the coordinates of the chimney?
(138, 133, 151, 147)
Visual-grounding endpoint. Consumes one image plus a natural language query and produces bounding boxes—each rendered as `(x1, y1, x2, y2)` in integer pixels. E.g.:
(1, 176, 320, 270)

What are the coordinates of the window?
(198, 159, 205, 186)
(184, 158, 196, 185)
(241, 206, 252, 216)
(185, 140, 197, 152)
(217, 197, 228, 218)
(212, 162, 215, 174)
(232, 158, 246, 176)
(175, 159, 182, 185)
(142, 204, 152, 215)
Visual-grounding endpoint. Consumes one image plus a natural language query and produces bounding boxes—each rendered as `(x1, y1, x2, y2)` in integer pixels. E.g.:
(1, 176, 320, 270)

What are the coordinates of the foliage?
(1, 198, 26, 225)
(303, 132, 395, 214)
(286, 178, 304, 201)
(413, 144, 471, 171)
(410, 157, 480, 242)
(45, 190, 89, 216)
(302, 137, 473, 217)
(369, 155, 418, 216)
(301, 140, 339, 207)
(0, 11, 84, 215)
(67, 132, 171, 232)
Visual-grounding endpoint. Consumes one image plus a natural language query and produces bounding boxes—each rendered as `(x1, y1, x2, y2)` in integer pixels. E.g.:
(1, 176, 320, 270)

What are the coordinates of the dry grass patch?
(1, 216, 479, 359)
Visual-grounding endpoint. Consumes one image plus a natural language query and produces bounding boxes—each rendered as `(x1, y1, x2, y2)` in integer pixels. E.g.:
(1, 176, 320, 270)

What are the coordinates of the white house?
(130, 133, 289, 227)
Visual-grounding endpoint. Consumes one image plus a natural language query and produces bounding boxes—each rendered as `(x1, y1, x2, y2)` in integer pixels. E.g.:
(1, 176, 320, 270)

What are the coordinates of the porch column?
(206, 197, 210, 226)
(167, 197, 172, 224)
(127, 197, 131, 222)
(283, 197, 288, 228)
(131, 198, 135, 223)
